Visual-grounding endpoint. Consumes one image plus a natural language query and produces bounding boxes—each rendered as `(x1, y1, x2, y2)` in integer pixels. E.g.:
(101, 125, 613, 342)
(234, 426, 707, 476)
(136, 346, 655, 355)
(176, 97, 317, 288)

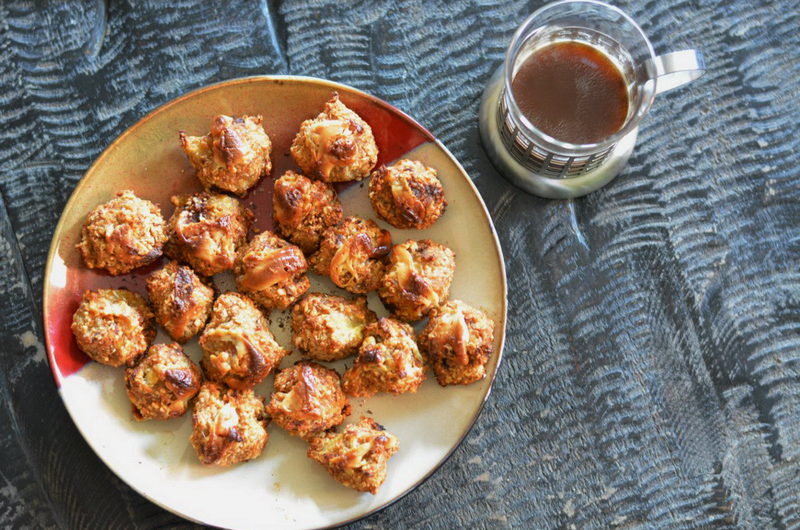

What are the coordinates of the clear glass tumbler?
(479, 0, 705, 198)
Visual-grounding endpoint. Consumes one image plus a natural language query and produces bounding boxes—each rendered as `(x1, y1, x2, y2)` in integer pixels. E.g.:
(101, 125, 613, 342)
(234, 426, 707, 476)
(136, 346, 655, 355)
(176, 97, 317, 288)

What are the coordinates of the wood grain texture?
(1, 0, 799, 528)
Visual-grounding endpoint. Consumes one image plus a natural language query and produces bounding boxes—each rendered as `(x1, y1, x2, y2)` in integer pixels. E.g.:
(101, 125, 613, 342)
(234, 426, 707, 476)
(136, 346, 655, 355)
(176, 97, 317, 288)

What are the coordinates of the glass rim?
(503, 0, 657, 155)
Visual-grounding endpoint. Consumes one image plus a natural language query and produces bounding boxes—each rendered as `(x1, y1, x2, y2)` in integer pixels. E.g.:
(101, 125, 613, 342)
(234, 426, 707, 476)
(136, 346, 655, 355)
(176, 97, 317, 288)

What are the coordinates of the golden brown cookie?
(125, 342, 202, 420)
(309, 216, 392, 294)
(71, 289, 155, 367)
(291, 293, 376, 361)
(378, 239, 455, 322)
(234, 231, 310, 311)
(418, 300, 494, 386)
(199, 292, 287, 390)
(369, 159, 446, 229)
(164, 192, 253, 277)
(290, 93, 378, 182)
(146, 260, 214, 343)
(266, 361, 350, 440)
(76, 190, 167, 275)
(342, 318, 426, 397)
(190, 382, 269, 466)
(180, 114, 272, 196)
(308, 417, 399, 495)
(272, 170, 343, 254)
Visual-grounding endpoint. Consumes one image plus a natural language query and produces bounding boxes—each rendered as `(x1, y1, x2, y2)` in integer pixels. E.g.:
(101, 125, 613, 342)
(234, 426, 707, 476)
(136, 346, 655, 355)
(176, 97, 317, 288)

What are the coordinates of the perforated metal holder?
(498, 94, 614, 179)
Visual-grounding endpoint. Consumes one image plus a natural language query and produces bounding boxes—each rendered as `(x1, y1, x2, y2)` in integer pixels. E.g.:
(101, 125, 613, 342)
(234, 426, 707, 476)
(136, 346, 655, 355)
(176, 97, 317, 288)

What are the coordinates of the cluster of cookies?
(70, 94, 495, 495)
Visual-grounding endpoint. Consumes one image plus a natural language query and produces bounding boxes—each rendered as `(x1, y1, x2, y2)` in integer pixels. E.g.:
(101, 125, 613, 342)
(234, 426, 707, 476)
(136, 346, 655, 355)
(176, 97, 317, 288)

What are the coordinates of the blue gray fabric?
(1, 1, 798, 527)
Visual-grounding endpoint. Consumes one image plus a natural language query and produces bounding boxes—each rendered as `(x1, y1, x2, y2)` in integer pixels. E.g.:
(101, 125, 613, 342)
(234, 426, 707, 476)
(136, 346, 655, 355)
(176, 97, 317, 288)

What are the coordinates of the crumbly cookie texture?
(309, 216, 392, 294)
(369, 159, 446, 229)
(234, 230, 310, 311)
(418, 300, 495, 386)
(180, 114, 272, 196)
(164, 192, 253, 277)
(291, 293, 377, 362)
(290, 93, 378, 183)
(266, 361, 351, 440)
(76, 190, 167, 275)
(200, 292, 287, 390)
(378, 239, 456, 322)
(71, 288, 155, 367)
(190, 382, 269, 466)
(272, 170, 343, 254)
(308, 416, 399, 495)
(125, 342, 202, 420)
(146, 260, 214, 343)
(342, 318, 426, 397)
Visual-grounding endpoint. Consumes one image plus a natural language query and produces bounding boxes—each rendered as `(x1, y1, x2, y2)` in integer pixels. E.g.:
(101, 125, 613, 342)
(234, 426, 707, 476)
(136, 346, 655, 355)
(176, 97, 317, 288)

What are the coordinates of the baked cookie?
(291, 293, 376, 362)
(146, 260, 214, 343)
(418, 300, 494, 386)
(342, 318, 426, 397)
(190, 382, 269, 466)
(76, 190, 167, 275)
(71, 289, 155, 367)
(378, 239, 455, 322)
(309, 216, 392, 294)
(266, 361, 350, 440)
(200, 292, 287, 390)
(164, 192, 253, 276)
(125, 342, 202, 420)
(290, 93, 378, 182)
(234, 231, 310, 311)
(272, 170, 343, 254)
(308, 417, 399, 495)
(180, 114, 272, 196)
(369, 159, 446, 229)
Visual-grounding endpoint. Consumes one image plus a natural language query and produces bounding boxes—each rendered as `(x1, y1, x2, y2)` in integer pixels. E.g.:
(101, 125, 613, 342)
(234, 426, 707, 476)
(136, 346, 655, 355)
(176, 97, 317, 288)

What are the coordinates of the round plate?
(43, 76, 507, 529)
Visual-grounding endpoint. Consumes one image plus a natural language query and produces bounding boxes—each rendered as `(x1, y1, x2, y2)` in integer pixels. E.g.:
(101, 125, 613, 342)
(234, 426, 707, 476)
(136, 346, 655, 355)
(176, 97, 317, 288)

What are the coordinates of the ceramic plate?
(43, 76, 507, 529)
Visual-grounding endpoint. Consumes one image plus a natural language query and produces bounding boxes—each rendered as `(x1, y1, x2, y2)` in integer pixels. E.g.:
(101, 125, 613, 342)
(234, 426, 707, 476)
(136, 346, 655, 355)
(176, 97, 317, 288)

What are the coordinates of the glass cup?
(479, 0, 705, 198)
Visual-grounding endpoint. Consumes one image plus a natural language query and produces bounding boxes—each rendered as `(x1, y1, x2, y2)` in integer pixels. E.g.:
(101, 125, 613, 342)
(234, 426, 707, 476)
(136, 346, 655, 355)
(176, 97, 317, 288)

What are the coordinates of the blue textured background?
(1, 1, 799, 527)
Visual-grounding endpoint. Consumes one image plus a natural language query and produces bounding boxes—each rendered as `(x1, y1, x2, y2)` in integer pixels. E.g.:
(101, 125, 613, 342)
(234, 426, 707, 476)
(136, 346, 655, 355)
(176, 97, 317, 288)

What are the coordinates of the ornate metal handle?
(652, 49, 706, 94)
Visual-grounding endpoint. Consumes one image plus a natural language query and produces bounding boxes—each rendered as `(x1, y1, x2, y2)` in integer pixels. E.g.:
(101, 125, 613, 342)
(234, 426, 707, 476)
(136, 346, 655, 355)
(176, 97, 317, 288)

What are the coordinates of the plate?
(43, 76, 507, 529)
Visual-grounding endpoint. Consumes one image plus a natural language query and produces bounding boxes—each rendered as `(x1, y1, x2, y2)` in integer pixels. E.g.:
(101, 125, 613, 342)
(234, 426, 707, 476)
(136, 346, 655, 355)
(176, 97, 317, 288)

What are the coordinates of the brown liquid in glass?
(511, 41, 629, 144)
